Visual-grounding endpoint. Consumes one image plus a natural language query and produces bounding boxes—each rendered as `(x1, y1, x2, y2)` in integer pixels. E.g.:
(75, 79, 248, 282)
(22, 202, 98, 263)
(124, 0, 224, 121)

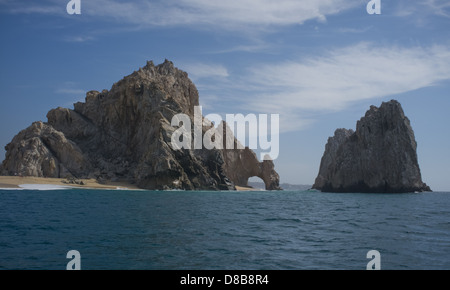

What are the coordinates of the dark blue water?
(0, 189, 449, 270)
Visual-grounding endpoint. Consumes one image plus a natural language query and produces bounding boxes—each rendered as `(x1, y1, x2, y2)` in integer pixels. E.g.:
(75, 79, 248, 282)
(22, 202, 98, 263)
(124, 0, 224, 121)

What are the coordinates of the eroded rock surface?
(0, 121, 91, 178)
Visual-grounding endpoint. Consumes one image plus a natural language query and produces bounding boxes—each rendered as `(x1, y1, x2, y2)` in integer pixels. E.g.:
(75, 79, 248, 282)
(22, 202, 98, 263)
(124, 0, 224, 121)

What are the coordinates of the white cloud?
(423, 0, 450, 17)
(212, 43, 272, 54)
(1, 0, 359, 31)
(393, 0, 450, 19)
(239, 43, 450, 132)
(63, 35, 95, 43)
(4, 3, 61, 15)
(337, 26, 373, 34)
(85, 0, 359, 30)
(55, 82, 86, 96)
(180, 63, 229, 81)
(3, 1, 449, 31)
(55, 88, 85, 95)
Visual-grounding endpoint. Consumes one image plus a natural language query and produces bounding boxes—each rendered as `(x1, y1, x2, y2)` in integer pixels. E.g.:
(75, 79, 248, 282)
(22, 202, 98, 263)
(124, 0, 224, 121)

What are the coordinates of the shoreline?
(0, 176, 142, 191)
(0, 176, 259, 191)
(235, 185, 259, 191)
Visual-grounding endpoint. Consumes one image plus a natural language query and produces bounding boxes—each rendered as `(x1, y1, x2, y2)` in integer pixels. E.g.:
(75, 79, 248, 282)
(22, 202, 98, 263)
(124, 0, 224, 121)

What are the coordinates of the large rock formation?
(313, 100, 431, 193)
(0, 60, 281, 190)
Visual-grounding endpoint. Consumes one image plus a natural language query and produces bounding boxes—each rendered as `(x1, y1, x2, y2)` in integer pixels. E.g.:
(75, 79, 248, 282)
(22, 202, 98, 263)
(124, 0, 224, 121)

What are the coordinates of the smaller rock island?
(313, 100, 431, 193)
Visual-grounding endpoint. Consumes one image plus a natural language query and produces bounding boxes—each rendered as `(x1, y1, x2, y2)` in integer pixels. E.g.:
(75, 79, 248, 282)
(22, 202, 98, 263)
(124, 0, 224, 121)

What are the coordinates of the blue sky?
(1, 0, 450, 190)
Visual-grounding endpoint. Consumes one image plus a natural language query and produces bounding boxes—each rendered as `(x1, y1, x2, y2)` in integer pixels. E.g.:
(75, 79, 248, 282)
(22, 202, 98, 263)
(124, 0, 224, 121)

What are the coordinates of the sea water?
(0, 188, 449, 270)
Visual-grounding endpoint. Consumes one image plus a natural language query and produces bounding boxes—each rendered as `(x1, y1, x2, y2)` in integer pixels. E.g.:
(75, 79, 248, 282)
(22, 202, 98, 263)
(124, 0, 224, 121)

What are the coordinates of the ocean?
(0, 188, 449, 270)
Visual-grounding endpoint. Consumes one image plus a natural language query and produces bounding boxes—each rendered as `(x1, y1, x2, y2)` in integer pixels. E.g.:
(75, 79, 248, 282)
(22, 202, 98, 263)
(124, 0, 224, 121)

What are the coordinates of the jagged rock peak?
(313, 100, 431, 193)
(138, 59, 177, 75)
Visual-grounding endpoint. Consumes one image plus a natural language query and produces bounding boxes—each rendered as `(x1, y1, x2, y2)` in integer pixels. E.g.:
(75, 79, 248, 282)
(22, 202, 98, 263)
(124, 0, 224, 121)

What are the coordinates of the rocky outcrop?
(0, 60, 281, 190)
(0, 121, 92, 178)
(313, 100, 431, 193)
(220, 122, 281, 190)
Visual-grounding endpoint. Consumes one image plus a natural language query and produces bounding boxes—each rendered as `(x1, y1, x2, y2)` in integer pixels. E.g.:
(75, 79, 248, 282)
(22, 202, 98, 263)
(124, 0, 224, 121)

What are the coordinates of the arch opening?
(247, 176, 266, 190)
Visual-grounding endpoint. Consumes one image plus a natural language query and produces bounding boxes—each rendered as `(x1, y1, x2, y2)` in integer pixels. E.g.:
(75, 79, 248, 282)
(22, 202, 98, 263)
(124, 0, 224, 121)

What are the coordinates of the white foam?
(18, 184, 74, 190)
(0, 184, 144, 191)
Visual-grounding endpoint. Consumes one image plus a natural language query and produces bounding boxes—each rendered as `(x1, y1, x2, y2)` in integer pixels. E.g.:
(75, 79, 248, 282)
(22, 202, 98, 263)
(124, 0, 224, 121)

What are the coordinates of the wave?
(0, 184, 75, 191)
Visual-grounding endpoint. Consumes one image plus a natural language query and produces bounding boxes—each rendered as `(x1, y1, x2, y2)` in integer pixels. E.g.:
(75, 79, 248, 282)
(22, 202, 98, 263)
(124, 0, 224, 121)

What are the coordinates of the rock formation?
(220, 122, 281, 190)
(0, 121, 91, 178)
(313, 100, 431, 193)
(0, 60, 281, 190)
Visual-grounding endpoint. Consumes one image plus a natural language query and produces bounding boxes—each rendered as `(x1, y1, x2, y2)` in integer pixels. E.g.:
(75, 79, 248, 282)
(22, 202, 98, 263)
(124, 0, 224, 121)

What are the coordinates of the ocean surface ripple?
(0, 189, 449, 270)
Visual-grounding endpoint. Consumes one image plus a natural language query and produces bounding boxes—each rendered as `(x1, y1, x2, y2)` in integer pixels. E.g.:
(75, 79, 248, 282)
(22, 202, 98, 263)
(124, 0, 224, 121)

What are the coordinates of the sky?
(0, 0, 449, 191)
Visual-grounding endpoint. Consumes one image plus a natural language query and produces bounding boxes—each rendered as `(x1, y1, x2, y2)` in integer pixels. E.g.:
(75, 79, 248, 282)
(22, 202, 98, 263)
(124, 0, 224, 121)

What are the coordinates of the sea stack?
(0, 60, 281, 191)
(313, 100, 431, 193)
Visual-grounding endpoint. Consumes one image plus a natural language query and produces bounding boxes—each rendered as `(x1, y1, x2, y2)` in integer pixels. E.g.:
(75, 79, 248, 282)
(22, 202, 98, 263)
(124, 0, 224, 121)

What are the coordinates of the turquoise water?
(0, 189, 449, 270)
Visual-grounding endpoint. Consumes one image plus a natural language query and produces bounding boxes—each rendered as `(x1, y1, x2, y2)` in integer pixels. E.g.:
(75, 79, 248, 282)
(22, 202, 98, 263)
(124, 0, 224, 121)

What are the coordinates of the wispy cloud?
(0, 0, 62, 15)
(393, 0, 450, 19)
(2, 1, 449, 31)
(84, 0, 358, 29)
(423, 0, 450, 17)
(232, 43, 450, 132)
(212, 43, 273, 54)
(336, 26, 373, 34)
(1, 0, 359, 31)
(63, 35, 95, 43)
(55, 82, 85, 96)
(54, 83, 86, 108)
(55, 88, 86, 95)
(180, 63, 229, 81)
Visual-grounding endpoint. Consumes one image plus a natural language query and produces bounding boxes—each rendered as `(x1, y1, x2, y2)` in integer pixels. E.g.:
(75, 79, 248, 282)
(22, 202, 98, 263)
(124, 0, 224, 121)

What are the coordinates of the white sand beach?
(0, 176, 141, 190)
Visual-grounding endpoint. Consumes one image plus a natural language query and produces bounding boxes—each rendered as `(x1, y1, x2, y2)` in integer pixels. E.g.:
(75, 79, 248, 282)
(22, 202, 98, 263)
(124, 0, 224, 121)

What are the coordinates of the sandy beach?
(0, 176, 141, 190)
(0, 176, 258, 191)
(235, 185, 259, 191)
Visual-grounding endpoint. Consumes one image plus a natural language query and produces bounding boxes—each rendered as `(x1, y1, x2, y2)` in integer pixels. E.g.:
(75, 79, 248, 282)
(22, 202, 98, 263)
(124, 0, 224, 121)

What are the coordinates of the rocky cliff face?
(313, 100, 431, 193)
(0, 60, 281, 190)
